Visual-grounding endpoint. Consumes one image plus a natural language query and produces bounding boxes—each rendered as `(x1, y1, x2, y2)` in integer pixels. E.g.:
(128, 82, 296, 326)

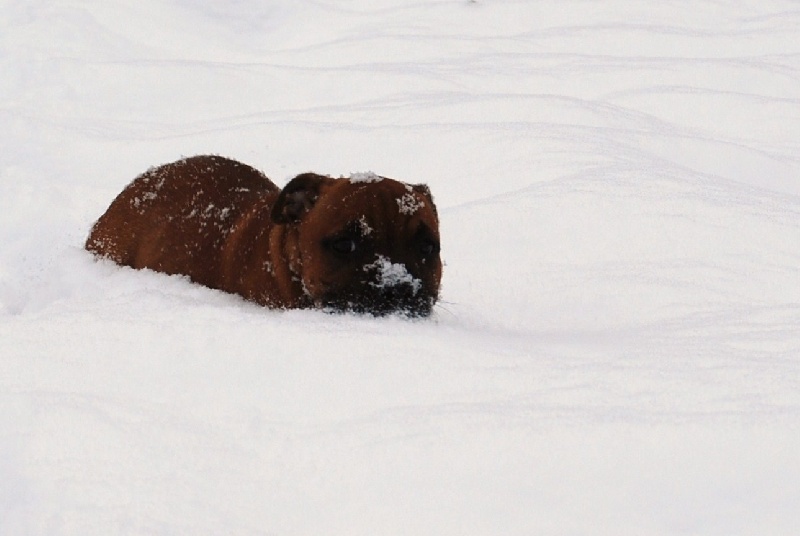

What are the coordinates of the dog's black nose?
(381, 281, 416, 302)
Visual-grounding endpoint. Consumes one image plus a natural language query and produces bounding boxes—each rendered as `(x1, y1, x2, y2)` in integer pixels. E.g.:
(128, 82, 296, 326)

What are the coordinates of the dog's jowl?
(86, 155, 442, 316)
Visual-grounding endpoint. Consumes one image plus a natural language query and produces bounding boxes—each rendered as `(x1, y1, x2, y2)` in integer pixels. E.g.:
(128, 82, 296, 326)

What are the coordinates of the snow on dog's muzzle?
(365, 255, 422, 295)
(319, 255, 432, 317)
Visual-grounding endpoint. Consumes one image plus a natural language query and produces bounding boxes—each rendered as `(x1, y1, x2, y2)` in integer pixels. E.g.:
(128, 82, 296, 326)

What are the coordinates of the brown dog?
(85, 155, 442, 316)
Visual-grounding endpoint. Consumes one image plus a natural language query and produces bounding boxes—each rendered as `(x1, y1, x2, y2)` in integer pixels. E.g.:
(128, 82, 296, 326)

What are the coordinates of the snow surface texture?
(2, 1, 800, 534)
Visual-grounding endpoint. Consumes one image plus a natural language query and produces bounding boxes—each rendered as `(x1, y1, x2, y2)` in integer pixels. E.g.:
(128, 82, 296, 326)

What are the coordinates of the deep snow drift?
(2, 1, 800, 534)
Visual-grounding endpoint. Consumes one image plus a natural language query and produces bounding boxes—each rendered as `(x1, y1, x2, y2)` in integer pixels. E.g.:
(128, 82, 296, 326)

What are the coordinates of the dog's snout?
(380, 281, 416, 301)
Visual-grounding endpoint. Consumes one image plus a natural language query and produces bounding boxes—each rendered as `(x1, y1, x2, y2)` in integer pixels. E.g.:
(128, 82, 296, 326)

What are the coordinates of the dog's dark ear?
(411, 183, 437, 218)
(272, 173, 330, 224)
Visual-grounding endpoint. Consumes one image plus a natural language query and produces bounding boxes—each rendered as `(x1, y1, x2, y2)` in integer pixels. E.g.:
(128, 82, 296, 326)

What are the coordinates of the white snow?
(349, 171, 383, 183)
(358, 215, 374, 236)
(2, 1, 800, 535)
(396, 192, 425, 215)
(366, 255, 422, 294)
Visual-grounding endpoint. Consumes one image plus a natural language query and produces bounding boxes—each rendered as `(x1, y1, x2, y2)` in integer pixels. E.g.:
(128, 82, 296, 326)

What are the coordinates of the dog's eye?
(328, 237, 357, 254)
(420, 239, 439, 257)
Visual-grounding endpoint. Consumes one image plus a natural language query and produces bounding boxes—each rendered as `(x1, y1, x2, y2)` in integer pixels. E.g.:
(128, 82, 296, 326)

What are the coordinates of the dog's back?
(86, 155, 279, 289)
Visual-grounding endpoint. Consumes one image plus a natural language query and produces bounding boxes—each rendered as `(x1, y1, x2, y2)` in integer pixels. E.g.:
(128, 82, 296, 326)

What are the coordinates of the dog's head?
(272, 172, 442, 317)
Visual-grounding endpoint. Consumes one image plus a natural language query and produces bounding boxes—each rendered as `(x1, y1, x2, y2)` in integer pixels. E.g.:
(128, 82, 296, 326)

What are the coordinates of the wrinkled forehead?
(314, 179, 438, 235)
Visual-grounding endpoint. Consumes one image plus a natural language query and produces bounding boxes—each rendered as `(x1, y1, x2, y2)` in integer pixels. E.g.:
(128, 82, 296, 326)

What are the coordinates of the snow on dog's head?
(349, 171, 383, 184)
(396, 192, 425, 215)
